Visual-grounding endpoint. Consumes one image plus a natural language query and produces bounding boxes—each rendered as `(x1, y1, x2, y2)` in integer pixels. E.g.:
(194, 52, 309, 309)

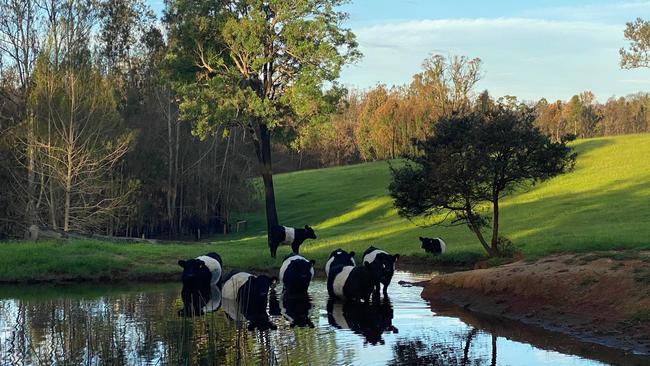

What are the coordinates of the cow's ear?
(349, 251, 355, 257)
(309, 260, 316, 266)
(419, 237, 424, 241)
(364, 261, 371, 269)
(178, 260, 186, 268)
(304, 225, 309, 229)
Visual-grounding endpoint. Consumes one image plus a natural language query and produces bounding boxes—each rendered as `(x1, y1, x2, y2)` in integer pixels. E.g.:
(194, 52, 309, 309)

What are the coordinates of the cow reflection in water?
(269, 289, 315, 328)
(327, 297, 398, 345)
(221, 271, 277, 331)
(222, 296, 276, 331)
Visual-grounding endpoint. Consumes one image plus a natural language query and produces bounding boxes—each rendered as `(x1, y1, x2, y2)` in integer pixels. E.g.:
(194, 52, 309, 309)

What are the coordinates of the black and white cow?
(419, 237, 446, 254)
(324, 248, 356, 277)
(326, 297, 398, 345)
(269, 225, 317, 258)
(362, 246, 400, 297)
(178, 252, 223, 316)
(221, 270, 277, 330)
(279, 254, 315, 293)
(327, 262, 378, 303)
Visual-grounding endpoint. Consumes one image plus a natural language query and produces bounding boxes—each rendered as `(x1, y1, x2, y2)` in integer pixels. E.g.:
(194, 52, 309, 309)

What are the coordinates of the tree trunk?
(64, 144, 72, 232)
(490, 193, 500, 255)
(25, 114, 36, 237)
(252, 122, 279, 248)
(261, 125, 279, 230)
(468, 213, 497, 257)
(166, 95, 174, 237)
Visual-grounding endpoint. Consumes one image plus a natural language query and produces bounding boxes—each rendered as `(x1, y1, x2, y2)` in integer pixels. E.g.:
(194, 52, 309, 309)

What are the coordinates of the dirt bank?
(422, 251, 650, 355)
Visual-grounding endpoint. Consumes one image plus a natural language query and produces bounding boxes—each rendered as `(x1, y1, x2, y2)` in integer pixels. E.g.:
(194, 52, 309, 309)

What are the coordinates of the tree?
(30, 59, 135, 232)
(389, 101, 576, 257)
(620, 18, 650, 69)
(166, 0, 360, 256)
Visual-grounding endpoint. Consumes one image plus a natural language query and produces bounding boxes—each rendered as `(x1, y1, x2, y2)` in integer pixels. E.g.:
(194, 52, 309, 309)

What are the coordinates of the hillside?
(222, 133, 650, 262)
(1, 133, 649, 282)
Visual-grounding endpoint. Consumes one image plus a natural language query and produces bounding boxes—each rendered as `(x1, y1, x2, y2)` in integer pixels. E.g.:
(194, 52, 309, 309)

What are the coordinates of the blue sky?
(148, 0, 650, 102)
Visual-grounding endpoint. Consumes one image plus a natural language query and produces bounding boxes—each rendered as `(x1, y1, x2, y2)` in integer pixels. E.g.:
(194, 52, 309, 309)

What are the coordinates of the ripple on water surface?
(0, 271, 647, 365)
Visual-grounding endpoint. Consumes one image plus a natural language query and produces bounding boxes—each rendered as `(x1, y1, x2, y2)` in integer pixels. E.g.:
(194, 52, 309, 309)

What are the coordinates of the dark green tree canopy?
(166, 0, 360, 138)
(389, 103, 577, 256)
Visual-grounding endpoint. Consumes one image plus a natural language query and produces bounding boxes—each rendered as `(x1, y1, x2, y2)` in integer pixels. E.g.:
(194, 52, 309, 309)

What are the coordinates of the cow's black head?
(376, 253, 399, 283)
(304, 225, 316, 239)
(178, 258, 213, 317)
(419, 237, 437, 250)
(247, 274, 276, 306)
(178, 258, 212, 286)
(420, 237, 444, 254)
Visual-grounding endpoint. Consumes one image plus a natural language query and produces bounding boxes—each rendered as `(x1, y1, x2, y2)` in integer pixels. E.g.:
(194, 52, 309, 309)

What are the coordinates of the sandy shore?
(421, 251, 650, 355)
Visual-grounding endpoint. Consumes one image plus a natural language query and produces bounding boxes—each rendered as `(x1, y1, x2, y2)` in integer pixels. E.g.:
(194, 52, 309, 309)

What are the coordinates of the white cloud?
(340, 16, 642, 102)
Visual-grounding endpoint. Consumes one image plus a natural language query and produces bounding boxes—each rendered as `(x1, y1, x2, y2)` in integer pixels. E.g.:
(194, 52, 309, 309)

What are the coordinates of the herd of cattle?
(177, 224, 447, 334)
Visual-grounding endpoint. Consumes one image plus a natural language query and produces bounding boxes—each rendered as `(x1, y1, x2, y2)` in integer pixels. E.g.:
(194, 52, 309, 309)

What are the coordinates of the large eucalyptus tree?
(166, 0, 359, 255)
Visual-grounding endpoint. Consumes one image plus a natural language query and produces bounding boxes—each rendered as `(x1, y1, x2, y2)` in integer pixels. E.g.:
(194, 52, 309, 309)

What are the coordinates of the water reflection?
(222, 296, 276, 331)
(326, 296, 398, 345)
(269, 290, 315, 329)
(388, 328, 498, 366)
(0, 273, 648, 366)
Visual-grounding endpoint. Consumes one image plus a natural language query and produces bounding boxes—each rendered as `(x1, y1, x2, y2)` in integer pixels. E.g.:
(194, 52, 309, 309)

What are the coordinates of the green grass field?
(1, 133, 649, 282)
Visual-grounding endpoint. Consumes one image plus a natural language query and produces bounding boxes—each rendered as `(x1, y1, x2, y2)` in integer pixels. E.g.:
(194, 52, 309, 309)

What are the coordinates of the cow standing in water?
(178, 252, 223, 316)
(362, 246, 400, 298)
(269, 225, 316, 258)
(327, 261, 379, 303)
(324, 249, 356, 277)
(279, 254, 315, 293)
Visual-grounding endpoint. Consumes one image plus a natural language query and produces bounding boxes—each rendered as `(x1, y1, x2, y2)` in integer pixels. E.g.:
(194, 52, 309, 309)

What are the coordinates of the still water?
(0, 271, 647, 366)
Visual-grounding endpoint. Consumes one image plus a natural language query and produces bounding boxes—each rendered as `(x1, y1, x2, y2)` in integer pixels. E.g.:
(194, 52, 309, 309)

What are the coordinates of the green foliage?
(620, 17, 650, 69)
(166, 0, 360, 140)
(389, 102, 577, 256)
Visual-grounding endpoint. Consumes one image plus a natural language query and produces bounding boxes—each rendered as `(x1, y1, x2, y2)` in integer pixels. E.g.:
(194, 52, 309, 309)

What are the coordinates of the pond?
(0, 271, 648, 365)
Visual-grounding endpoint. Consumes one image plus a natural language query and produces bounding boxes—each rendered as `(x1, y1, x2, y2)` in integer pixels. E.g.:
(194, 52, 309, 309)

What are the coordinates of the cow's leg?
(270, 240, 279, 258)
(372, 282, 381, 301)
(382, 277, 392, 296)
(291, 240, 301, 254)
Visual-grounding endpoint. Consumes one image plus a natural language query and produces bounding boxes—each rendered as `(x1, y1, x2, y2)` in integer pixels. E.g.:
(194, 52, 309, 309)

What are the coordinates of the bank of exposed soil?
(421, 251, 650, 355)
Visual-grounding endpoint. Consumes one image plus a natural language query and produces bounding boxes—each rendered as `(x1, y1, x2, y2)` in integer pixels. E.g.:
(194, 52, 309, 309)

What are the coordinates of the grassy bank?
(2, 133, 650, 282)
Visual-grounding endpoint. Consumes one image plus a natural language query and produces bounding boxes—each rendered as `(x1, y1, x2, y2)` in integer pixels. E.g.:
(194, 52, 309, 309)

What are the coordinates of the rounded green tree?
(389, 103, 577, 257)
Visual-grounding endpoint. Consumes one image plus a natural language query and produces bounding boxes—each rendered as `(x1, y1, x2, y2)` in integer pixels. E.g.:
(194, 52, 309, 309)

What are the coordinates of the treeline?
(300, 58, 650, 166)
(0, 0, 257, 239)
(2, 0, 649, 240)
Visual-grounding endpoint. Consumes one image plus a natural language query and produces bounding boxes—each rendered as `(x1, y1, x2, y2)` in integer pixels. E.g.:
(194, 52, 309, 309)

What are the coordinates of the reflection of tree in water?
(0, 287, 344, 365)
(388, 328, 497, 366)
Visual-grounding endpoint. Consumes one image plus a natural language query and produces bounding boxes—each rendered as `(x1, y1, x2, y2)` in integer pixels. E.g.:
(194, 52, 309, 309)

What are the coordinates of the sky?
(148, 0, 650, 102)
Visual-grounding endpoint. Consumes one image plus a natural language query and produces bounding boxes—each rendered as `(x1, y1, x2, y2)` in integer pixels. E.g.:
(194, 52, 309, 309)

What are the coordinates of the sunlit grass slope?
(2, 133, 649, 282)
(222, 133, 650, 263)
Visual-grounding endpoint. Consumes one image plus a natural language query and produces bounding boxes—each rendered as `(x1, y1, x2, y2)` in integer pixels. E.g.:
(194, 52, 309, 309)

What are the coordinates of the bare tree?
(31, 62, 134, 231)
